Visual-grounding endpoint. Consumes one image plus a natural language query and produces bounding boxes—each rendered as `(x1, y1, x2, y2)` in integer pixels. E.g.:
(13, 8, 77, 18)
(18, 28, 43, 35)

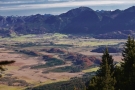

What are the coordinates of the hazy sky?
(0, 0, 135, 16)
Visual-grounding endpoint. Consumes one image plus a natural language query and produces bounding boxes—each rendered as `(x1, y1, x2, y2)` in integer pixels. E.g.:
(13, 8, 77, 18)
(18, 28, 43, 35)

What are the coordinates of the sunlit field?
(0, 33, 125, 90)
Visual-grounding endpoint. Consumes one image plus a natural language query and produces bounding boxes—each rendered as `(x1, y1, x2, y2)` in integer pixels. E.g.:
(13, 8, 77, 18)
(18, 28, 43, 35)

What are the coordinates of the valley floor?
(0, 34, 125, 90)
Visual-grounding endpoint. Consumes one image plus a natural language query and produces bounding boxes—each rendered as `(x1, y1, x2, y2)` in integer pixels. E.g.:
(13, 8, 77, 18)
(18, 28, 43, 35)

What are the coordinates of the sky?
(0, 0, 135, 16)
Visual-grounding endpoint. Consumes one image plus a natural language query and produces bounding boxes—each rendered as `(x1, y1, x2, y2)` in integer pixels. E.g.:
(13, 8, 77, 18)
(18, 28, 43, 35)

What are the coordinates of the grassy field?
(0, 85, 25, 90)
(82, 67, 99, 73)
(0, 34, 126, 46)
(34, 78, 69, 87)
(0, 33, 125, 90)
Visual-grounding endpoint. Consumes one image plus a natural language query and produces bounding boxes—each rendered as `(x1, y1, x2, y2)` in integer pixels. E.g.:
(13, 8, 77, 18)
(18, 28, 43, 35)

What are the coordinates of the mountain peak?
(78, 6, 93, 11)
(124, 6, 135, 12)
(60, 6, 93, 17)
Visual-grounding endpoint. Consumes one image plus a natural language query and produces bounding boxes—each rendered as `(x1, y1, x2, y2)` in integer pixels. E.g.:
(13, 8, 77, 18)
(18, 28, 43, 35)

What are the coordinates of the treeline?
(87, 36, 135, 90)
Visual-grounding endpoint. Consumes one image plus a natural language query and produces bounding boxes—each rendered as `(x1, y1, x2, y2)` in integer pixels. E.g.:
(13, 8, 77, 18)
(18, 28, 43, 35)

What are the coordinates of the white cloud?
(1, 0, 135, 11)
(0, 0, 135, 16)
(0, 0, 46, 4)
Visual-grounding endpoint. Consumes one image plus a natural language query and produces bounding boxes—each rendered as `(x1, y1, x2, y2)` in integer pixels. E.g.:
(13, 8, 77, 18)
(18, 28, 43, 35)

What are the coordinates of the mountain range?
(0, 6, 135, 38)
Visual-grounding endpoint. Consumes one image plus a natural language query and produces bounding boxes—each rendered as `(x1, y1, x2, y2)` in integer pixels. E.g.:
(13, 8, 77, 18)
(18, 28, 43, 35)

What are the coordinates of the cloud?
(0, 0, 47, 5)
(1, 0, 135, 11)
(0, 0, 135, 16)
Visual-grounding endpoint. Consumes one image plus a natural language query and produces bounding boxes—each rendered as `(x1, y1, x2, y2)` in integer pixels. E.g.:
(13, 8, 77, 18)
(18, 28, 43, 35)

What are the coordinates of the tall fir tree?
(121, 36, 135, 90)
(97, 48, 114, 77)
(113, 66, 123, 90)
(102, 59, 116, 90)
(88, 48, 116, 90)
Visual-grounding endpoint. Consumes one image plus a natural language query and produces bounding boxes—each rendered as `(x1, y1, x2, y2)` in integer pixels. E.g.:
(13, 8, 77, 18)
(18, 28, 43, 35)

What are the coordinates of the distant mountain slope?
(0, 6, 135, 38)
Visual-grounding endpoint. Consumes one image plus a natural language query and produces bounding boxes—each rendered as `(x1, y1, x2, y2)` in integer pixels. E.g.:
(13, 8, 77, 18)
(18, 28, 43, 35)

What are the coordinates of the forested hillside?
(1, 6, 135, 38)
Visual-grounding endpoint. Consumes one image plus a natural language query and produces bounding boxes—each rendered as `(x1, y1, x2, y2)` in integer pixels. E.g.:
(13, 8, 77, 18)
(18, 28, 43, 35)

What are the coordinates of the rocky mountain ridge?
(0, 6, 135, 38)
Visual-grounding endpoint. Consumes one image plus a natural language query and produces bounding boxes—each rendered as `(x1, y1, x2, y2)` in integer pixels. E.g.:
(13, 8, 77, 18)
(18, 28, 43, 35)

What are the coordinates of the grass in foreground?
(82, 67, 99, 73)
(0, 85, 25, 90)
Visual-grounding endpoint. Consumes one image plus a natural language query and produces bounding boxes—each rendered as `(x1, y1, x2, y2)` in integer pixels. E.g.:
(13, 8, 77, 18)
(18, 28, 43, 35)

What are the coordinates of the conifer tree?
(88, 48, 116, 90)
(121, 36, 135, 90)
(113, 66, 123, 90)
(97, 48, 114, 77)
(102, 59, 116, 90)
